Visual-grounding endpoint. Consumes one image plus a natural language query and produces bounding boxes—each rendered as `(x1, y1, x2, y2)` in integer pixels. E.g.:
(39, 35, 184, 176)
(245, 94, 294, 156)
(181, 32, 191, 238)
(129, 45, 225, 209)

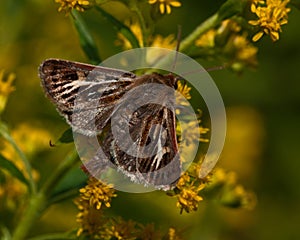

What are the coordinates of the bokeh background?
(1, 0, 300, 239)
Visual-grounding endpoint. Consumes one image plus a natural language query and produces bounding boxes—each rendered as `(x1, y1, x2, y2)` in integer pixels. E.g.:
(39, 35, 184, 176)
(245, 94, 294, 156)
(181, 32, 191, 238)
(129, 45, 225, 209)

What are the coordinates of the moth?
(39, 59, 182, 189)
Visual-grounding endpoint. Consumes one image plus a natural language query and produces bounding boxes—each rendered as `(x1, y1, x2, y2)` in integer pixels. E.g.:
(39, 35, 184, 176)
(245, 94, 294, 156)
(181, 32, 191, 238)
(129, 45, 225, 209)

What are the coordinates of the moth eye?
(174, 79, 178, 90)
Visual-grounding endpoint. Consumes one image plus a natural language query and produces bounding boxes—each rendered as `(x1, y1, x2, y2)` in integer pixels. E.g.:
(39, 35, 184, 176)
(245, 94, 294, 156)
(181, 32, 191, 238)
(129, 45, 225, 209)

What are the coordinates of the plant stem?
(179, 13, 220, 53)
(11, 193, 46, 240)
(11, 150, 79, 240)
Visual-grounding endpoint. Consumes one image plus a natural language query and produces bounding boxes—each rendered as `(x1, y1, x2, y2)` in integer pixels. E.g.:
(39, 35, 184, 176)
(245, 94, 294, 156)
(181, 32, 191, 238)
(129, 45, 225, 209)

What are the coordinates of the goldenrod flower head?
(138, 223, 162, 239)
(55, 0, 92, 13)
(78, 177, 116, 210)
(176, 81, 191, 100)
(167, 227, 184, 240)
(101, 217, 138, 240)
(0, 124, 51, 207)
(195, 19, 258, 71)
(148, 0, 181, 14)
(117, 21, 176, 64)
(195, 29, 216, 48)
(175, 173, 205, 213)
(75, 199, 105, 237)
(249, 0, 291, 42)
(75, 178, 116, 237)
(0, 69, 15, 114)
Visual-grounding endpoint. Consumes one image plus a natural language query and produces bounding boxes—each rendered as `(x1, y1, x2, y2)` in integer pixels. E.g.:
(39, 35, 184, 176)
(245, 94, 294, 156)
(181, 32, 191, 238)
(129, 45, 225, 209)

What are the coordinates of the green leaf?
(71, 10, 101, 64)
(0, 154, 30, 189)
(55, 128, 74, 145)
(0, 122, 36, 193)
(0, 226, 11, 240)
(95, 6, 140, 49)
(49, 166, 87, 204)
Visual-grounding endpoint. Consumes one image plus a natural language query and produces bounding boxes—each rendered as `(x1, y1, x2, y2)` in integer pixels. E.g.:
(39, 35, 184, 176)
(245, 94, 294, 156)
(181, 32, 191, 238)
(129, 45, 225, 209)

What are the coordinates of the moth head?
(164, 73, 179, 89)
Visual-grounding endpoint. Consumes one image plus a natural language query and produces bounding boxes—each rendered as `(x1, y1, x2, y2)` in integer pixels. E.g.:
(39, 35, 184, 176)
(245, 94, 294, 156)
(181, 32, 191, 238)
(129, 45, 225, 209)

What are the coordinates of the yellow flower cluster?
(78, 177, 116, 210)
(0, 69, 15, 114)
(176, 81, 191, 101)
(249, 0, 291, 41)
(55, 0, 92, 13)
(175, 173, 205, 213)
(75, 180, 184, 239)
(75, 177, 116, 236)
(148, 0, 181, 14)
(117, 21, 176, 64)
(0, 124, 51, 206)
(100, 218, 138, 240)
(195, 19, 258, 71)
(208, 168, 257, 209)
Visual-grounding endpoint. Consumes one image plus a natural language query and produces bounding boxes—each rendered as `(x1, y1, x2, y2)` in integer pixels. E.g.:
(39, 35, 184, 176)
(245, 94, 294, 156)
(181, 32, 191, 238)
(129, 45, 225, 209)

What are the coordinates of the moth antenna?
(171, 25, 182, 71)
(181, 64, 227, 77)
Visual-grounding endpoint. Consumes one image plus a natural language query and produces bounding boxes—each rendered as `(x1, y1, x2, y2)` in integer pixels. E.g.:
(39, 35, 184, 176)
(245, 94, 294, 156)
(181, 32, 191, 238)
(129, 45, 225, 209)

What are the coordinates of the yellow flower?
(167, 227, 184, 240)
(0, 124, 51, 207)
(248, 0, 291, 42)
(75, 177, 116, 237)
(101, 218, 138, 240)
(195, 29, 216, 48)
(175, 173, 205, 213)
(117, 21, 176, 64)
(79, 177, 116, 209)
(195, 19, 258, 71)
(0, 69, 15, 114)
(176, 81, 191, 100)
(75, 199, 106, 237)
(148, 0, 181, 14)
(55, 0, 92, 13)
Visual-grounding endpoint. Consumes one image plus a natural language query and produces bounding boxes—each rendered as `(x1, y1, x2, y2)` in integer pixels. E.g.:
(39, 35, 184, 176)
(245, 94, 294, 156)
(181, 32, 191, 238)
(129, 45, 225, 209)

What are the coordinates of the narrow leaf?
(49, 166, 87, 203)
(55, 128, 74, 145)
(71, 10, 101, 64)
(0, 154, 30, 189)
(95, 6, 140, 49)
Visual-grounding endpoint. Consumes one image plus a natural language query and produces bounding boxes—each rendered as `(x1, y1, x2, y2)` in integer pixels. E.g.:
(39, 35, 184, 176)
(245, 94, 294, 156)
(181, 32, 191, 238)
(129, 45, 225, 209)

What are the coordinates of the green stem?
(179, 13, 220, 53)
(129, 1, 148, 47)
(11, 150, 79, 240)
(11, 193, 46, 240)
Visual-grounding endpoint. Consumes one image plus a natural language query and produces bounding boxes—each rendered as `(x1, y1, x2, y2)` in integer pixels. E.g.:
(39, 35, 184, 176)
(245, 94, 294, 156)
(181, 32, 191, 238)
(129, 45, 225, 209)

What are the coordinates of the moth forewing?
(39, 59, 181, 189)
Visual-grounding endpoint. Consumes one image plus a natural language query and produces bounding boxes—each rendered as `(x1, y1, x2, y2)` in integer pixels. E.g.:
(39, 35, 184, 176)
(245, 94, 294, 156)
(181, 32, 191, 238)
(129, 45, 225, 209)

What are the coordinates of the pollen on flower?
(55, 0, 92, 13)
(148, 0, 181, 14)
(248, 0, 291, 42)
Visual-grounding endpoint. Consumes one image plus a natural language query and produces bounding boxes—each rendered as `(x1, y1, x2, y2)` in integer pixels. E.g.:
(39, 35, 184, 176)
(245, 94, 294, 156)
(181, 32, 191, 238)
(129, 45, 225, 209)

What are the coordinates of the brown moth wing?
(89, 73, 181, 188)
(39, 59, 181, 188)
(39, 59, 136, 135)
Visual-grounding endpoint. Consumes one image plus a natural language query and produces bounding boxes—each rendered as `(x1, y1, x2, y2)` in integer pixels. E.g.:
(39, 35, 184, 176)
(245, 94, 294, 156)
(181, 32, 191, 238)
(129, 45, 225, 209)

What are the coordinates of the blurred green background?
(1, 0, 300, 239)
